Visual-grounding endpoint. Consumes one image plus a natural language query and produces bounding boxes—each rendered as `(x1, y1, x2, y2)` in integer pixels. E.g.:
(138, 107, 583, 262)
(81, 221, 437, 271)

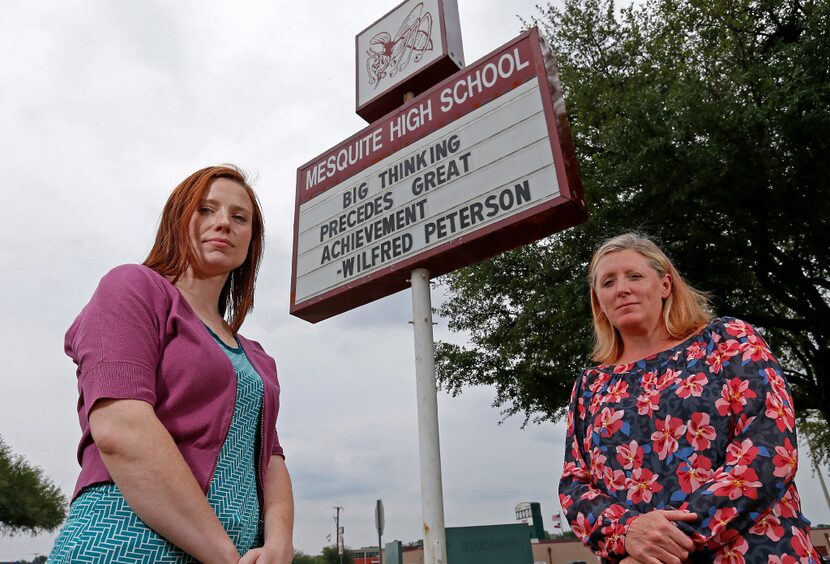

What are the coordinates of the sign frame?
(291, 28, 587, 322)
(356, 0, 464, 123)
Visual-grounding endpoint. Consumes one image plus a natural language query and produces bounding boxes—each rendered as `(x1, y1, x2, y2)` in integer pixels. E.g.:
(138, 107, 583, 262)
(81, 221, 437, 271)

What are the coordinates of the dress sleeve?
(558, 371, 641, 560)
(66, 265, 168, 417)
(673, 319, 799, 551)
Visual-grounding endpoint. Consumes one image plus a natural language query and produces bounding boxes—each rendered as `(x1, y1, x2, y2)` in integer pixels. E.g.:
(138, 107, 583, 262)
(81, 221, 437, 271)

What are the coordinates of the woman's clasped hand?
(623, 510, 697, 564)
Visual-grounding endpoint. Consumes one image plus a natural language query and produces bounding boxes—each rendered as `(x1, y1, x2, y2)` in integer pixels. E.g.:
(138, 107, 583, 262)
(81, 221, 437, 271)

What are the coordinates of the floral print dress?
(559, 318, 821, 563)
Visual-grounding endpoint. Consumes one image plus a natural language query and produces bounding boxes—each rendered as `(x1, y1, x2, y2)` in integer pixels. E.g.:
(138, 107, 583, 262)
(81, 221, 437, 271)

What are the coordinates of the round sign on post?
(375, 499, 385, 535)
(375, 499, 385, 564)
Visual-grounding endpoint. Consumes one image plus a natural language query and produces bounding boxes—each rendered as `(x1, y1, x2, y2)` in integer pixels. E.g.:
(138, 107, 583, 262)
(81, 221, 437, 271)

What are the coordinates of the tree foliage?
(319, 545, 354, 564)
(0, 436, 66, 535)
(292, 546, 355, 564)
(435, 0, 830, 454)
(292, 550, 321, 564)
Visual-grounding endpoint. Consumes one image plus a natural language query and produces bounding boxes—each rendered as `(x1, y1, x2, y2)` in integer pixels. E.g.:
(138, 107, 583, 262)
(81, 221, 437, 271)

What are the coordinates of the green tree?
(292, 550, 321, 564)
(435, 0, 830, 457)
(319, 545, 354, 564)
(0, 436, 66, 535)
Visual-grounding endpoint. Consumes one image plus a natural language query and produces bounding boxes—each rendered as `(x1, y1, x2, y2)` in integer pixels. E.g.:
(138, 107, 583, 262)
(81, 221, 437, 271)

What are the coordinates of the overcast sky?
(2, 0, 829, 560)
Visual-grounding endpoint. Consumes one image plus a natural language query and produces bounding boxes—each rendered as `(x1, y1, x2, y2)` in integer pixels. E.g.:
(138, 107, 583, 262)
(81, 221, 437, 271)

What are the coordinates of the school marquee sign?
(290, 28, 586, 322)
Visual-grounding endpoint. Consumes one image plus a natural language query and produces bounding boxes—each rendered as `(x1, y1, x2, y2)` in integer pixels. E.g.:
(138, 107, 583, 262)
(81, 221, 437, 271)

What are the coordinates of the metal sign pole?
(410, 267, 447, 564)
(334, 506, 344, 564)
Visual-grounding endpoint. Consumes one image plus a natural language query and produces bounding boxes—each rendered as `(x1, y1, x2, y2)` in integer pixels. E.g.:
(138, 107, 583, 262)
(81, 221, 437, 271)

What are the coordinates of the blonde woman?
(559, 233, 819, 563)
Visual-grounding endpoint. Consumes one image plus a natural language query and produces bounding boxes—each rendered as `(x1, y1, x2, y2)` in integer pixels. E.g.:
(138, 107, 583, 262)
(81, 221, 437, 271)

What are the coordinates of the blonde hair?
(588, 233, 713, 364)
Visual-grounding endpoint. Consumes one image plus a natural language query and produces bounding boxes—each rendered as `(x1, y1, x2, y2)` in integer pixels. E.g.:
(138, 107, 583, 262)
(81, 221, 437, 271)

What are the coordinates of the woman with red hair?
(49, 166, 293, 563)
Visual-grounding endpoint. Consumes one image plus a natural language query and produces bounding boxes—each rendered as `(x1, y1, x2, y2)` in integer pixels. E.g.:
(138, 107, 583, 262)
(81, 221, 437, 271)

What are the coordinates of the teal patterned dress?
(49, 330, 264, 563)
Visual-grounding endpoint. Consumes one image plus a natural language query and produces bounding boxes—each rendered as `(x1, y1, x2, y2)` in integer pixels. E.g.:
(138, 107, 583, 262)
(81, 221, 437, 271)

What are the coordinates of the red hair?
(143, 165, 264, 333)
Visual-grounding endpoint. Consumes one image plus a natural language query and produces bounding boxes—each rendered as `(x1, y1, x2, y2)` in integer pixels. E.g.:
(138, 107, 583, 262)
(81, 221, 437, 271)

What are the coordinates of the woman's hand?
(621, 557, 691, 564)
(624, 510, 696, 564)
(237, 542, 293, 564)
(233, 456, 295, 564)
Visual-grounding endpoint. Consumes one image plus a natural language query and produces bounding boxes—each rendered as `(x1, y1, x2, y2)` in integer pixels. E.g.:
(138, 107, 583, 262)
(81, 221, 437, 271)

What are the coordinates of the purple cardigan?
(65, 264, 284, 500)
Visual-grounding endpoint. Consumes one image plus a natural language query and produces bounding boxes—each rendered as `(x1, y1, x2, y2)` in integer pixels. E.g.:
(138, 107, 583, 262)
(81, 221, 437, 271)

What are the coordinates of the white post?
(809, 442, 830, 514)
(410, 267, 447, 564)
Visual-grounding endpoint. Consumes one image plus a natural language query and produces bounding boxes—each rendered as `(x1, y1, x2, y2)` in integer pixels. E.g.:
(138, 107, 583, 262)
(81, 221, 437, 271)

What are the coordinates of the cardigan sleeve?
(66, 265, 169, 417)
(238, 335, 286, 459)
(271, 432, 285, 457)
